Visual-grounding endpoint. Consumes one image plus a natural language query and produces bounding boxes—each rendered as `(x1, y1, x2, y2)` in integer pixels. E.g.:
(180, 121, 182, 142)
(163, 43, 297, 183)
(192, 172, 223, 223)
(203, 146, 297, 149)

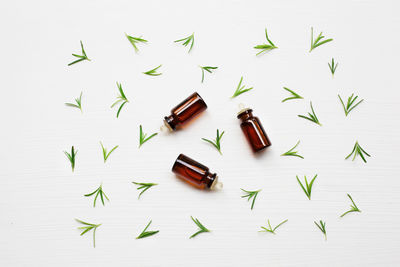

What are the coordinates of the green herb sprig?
(132, 182, 158, 199)
(259, 219, 288, 234)
(309, 27, 333, 52)
(68, 41, 90, 66)
(298, 101, 321, 126)
(65, 92, 83, 112)
(254, 28, 278, 55)
(174, 33, 194, 52)
(111, 82, 129, 118)
(296, 174, 317, 200)
(232, 76, 253, 98)
(199, 66, 218, 83)
(84, 184, 109, 207)
(340, 194, 361, 217)
(281, 140, 304, 159)
(125, 33, 148, 52)
(314, 220, 327, 240)
(282, 87, 303, 102)
(143, 65, 162, 76)
(338, 94, 364, 117)
(202, 129, 225, 155)
(100, 142, 119, 163)
(241, 189, 261, 210)
(190, 216, 210, 239)
(328, 58, 338, 76)
(136, 220, 159, 239)
(345, 141, 370, 163)
(75, 219, 101, 248)
(64, 146, 77, 172)
(139, 125, 158, 147)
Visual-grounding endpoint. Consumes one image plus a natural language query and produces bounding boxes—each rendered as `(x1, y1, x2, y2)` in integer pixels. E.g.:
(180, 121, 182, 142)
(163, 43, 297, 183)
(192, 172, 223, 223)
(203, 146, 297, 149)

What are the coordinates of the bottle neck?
(204, 172, 217, 188)
(237, 109, 253, 121)
(164, 115, 177, 131)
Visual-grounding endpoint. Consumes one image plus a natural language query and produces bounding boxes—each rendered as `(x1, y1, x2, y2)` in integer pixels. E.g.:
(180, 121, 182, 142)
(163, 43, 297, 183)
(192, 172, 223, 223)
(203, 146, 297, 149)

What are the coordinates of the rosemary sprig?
(345, 141, 370, 163)
(338, 94, 364, 117)
(125, 33, 148, 52)
(68, 41, 90, 66)
(190, 216, 210, 239)
(202, 129, 225, 155)
(139, 125, 158, 147)
(309, 27, 333, 52)
(136, 220, 159, 239)
(340, 194, 361, 217)
(143, 65, 162, 76)
(314, 220, 327, 240)
(75, 219, 101, 248)
(100, 142, 118, 163)
(298, 101, 321, 126)
(296, 174, 317, 200)
(199, 66, 218, 83)
(174, 33, 194, 52)
(231, 76, 253, 98)
(132, 182, 158, 199)
(65, 92, 83, 112)
(111, 82, 129, 118)
(254, 28, 278, 55)
(328, 58, 338, 76)
(282, 87, 303, 103)
(64, 146, 77, 172)
(259, 219, 288, 234)
(84, 184, 109, 207)
(281, 140, 304, 159)
(241, 188, 261, 210)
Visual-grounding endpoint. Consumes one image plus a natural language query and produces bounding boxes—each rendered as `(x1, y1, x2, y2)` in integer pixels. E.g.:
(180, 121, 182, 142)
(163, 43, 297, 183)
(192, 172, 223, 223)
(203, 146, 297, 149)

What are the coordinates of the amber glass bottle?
(163, 92, 207, 131)
(172, 154, 222, 190)
(237, 108, 271, 152)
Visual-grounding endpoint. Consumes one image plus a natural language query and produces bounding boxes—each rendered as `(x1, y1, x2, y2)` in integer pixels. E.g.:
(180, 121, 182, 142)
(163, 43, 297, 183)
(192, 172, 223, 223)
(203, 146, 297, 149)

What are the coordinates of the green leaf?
(174, 33, 195, 52)
(139, 125, 158, 147)
(136, 220, 159, 239)
(132, 182, 158, 199)
(298, 101, 321, 126)
(201, 129, 224, 154)
(282, 87, 303, 102)
(281, 140, 304, 159)
(345, 141, 370, 163)
(231, 76, 253, 98)
(68, 41, 90, 66)
(143, 65, 162, 76)
(241, 188, 261, 210)
(190, 216, 210, 238)
(75, 219, 101, 247)
(254, 28, 278, 55)
(309, 27, 333, 52)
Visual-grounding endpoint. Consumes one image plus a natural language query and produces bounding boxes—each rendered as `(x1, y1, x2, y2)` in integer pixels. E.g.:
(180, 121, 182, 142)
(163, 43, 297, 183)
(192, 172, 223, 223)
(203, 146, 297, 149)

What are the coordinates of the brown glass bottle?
(163, 92, 207, 131)
(237, 108, 271, 152)
(172, 154, 222, 190)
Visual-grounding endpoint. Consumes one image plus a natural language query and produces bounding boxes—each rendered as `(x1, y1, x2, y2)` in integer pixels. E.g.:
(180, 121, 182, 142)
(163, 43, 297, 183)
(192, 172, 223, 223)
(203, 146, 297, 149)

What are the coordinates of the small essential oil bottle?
(162, 92, 207, 131)
(172, 154, 223, 190)
(237, 107, 271, 152)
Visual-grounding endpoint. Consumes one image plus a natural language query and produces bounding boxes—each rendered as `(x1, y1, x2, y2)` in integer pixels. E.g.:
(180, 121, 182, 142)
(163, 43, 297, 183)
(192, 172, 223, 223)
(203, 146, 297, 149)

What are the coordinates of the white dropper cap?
(160, 119, 173, 133)
(210, 176, 223, 190)
(237, 103, 251, 116)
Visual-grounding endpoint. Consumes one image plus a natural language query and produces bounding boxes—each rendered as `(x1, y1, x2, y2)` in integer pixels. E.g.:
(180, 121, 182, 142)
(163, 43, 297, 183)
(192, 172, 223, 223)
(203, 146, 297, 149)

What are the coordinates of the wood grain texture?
(1, 0, 400, 266)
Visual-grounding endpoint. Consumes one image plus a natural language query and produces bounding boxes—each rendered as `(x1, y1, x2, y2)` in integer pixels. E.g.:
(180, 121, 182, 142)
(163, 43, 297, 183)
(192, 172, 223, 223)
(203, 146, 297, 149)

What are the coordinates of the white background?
(1, 0, 399, 266)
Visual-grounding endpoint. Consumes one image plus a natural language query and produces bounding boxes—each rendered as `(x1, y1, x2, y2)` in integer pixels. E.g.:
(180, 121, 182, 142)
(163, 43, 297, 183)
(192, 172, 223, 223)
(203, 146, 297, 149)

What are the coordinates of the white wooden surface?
(1, 0, 400, 266)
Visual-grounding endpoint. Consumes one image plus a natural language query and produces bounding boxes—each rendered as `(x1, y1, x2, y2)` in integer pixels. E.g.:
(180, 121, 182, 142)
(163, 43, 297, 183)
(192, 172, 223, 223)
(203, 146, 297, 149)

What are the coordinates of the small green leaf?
(174, 33, 195, 52)
(68, 41, 90, 66)
(241, 188, 261, 210)
(136, 220, 159, 239)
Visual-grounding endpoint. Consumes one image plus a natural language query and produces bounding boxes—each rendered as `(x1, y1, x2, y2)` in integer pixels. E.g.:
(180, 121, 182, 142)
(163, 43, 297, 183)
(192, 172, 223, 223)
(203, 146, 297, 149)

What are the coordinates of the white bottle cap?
(210, 176, 223, 190)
